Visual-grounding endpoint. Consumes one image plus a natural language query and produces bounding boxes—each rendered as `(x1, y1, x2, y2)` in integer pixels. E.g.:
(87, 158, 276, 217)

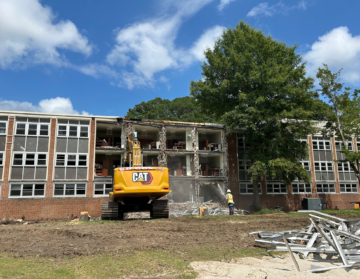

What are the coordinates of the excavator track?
(151, 196, 169, 219)
(101, 202, 121, 220)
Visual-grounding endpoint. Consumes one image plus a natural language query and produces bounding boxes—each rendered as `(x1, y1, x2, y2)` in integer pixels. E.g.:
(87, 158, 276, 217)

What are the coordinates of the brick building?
(0, 111, 359, 220)
(0, 111, 226, 220)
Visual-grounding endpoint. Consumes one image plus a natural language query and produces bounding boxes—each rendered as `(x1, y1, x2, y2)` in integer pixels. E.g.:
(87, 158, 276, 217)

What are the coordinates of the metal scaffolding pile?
(249, 210, 360, 273)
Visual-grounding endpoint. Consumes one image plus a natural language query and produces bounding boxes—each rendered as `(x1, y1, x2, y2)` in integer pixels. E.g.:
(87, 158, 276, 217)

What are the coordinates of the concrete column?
(186, 155, 191, 176)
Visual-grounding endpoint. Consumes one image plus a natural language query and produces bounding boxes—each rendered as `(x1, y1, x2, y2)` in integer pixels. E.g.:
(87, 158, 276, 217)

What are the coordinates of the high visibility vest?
(227, 193, 234, 204)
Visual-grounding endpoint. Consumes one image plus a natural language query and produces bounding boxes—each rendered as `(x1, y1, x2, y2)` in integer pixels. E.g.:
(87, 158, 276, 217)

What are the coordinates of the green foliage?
(316, 64, 360, 181)
(126, 96, 217, 123)
(190, 22, 316, 208)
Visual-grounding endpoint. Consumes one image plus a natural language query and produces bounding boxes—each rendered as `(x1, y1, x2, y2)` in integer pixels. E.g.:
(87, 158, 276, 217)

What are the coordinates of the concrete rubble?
(249, 210, 360, 273)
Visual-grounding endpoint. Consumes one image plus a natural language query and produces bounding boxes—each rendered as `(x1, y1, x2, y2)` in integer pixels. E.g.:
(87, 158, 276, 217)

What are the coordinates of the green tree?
(126, 96, 217, 123)
(316, 64, 360, 183)
(190, 22, 317, 211)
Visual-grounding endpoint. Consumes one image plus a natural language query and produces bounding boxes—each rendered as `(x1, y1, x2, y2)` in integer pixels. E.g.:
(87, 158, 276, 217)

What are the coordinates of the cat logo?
(132, 172, 153, 185)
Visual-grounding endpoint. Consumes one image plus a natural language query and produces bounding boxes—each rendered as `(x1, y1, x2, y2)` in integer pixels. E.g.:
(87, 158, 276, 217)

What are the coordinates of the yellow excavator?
(101, 124, 171, 220)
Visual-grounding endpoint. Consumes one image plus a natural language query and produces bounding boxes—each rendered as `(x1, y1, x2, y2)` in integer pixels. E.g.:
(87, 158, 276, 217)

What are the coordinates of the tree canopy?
(316, 64, 360, 183)
(126, 96, 217, 123)
(190, 21, 319, 210)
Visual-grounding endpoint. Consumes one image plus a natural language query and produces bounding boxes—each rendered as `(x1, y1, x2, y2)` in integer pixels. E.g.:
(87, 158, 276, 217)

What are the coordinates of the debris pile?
(169, 200, 249, 217)
(249, 210, 360, 273)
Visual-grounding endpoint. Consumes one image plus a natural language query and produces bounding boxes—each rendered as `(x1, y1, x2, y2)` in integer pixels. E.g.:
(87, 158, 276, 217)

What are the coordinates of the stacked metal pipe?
(249, 210, 360, 273)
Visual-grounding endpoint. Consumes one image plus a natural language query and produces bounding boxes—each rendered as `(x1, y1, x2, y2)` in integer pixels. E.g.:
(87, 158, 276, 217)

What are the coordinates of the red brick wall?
(86, 118, 96, 197)
(1, 116, 14, 199)
(0, 197, 109, 220)
(45, 118, 56, 197)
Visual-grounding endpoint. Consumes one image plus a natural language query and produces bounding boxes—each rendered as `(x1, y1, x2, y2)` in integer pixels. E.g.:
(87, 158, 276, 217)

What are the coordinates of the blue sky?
(1, 0, 360, 116)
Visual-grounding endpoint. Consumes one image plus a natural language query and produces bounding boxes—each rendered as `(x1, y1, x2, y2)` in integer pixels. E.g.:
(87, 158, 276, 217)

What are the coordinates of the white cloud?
(218, 0, 236, 11)
(0, 97, 89, 115)
(189, 26, 224, 61)
(247, 1, 307, 17)
(304, 26, 360, 84)
(0, 0, 92, 69)
(103, 0, 223, 89)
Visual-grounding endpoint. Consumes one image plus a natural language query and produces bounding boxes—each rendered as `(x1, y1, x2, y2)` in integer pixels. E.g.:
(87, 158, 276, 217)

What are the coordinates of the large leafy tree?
(316, 64, 360, 183)
(126, 96, 217, 123)
(190, 22, 318, 210)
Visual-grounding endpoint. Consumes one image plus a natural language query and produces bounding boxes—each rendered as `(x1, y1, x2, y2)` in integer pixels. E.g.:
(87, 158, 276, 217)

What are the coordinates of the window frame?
(0, 152, 3, 166)
(9, 183, 45, 198)
(0, 121, 7, 134)
(312, 138, 331, 150)
(15, 122, 49, 136)
(12, 152, 48, 166)
(55, 153, 88, 167)
(266, 183, 287, 194)
(53, 183, 87, 197)
(337, 162, 351, 172)
(335, 140, 353, 151)
(340, 183, 359, 193)
(292, 183, 312, 194)
(94, 183, 113, 196)
(316, 183, 336, 194)
(57, 124, 89, 138)
(314, 161, 333, 172)
(239, 183, 262, 194)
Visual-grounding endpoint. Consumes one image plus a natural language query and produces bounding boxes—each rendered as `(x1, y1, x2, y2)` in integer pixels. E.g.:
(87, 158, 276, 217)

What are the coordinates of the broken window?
(94, 183, 113, 195)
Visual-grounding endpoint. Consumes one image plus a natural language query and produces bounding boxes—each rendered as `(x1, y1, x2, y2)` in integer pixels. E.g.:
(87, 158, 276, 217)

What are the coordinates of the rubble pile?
(169, 200, 250, 217)
(249, 210, 360, 273)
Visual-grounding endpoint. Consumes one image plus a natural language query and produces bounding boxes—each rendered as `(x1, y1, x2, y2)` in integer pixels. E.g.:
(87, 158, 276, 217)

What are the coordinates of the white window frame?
(238, 160, 251, 170)
(340, 183, 358, 193)
(335, 140, 353, 151)
(0, 152, 3, 165)
(15, 122, 49, 136)
(53, 183, 87, 197)
(266, 183, 287, 194)
(301, 161, 310, 171)
(239, 183, 261, 194)
(94, 183, 113, 196)
(55, 153, 88, 167)
(312, 138, 331, 150)
(314, 161, 333, 171)
(57, 124, 89, 138)
(0, 121, 7, 134)
(316, 183, 336, 194)
(9, 183, 45, 198)
(292, 183, 312, 194)
(337, 162, 351, 172)
(12, 152, 48, 166)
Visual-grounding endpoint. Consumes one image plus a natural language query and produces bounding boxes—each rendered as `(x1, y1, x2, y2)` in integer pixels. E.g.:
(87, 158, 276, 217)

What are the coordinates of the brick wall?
(0, 197, 109, 220)
(45, 118, 56, 197)
(86, 118, 95, 197)
(1, 116, 14, 199)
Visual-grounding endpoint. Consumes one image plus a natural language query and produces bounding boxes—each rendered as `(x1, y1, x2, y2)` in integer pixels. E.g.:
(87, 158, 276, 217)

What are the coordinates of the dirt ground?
(0, 214, 314, 259)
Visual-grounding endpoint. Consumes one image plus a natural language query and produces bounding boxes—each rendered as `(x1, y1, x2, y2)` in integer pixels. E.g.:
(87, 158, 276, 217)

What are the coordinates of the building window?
(301, 161, 310, 171)
(340, 183, 358, 193)
(53, 183, 86, 196)
(312, 138, 331, 150)
(0, 122, 7, 134)
(15, 122, 49, 136)
(337, 162, 351, 172)
(316, 183, 336, 193)
(266, 183, 287, 194)
(94, 183, 113, 196)
(314, 162, 333, 171)
(292, 183, 312, 194)
(239, 160, 251, 170)
(9, 184, 45, 197)
(0, 153, 3, 165)
(57, 120, 89, 138)
(55, 154, 87, 166)
(335, 140, 353, 151)
(12, 153, 47, 166)
(240, 183, 261, 194)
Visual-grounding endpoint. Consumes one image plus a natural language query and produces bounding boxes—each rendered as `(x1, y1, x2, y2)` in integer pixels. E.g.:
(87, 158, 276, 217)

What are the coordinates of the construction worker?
(226, 189, 234, 215)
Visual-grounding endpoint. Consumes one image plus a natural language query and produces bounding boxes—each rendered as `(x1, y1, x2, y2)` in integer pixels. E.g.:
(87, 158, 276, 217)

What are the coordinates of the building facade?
(0, 111, 226, 220)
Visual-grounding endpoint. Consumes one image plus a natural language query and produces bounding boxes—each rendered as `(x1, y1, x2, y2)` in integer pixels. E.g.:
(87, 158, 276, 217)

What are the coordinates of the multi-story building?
(0, 111, 227, 219)
(0, 111, 359, 220)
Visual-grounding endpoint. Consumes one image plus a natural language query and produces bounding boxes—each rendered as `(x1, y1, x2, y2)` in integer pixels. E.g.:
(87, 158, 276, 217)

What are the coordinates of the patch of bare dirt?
(0, 215, 312, 258)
